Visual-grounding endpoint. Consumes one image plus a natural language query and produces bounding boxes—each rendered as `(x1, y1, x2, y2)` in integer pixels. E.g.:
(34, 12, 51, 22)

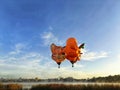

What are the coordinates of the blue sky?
(0, 0, 120, 79)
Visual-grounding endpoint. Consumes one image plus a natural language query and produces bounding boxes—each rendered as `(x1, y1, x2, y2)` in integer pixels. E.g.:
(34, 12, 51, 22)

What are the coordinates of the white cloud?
(0, 42, 110, 79)
(40, 32, 63, 46)
(81, 49, 108, 61)
(0, 51, 47, 78)
(118, 54, 120, 59)
(9, 43, 26, 55)
(0, 47, 86, 79)
(97, 54, 120, 76)
(75, 63, 84, 68)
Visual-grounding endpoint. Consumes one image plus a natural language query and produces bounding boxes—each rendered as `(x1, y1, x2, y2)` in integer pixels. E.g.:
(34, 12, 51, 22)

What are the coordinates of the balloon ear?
(50, 43, 56, 49)
(50, 43, 57, 53)
(79, 43, 85, 49)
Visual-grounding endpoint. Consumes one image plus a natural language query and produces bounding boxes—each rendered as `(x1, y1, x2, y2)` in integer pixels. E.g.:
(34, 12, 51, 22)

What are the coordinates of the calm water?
(3, 82, 120, 90)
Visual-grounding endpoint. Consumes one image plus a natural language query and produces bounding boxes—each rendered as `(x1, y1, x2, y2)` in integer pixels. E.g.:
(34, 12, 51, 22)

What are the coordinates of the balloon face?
(50, 43, 65, 68)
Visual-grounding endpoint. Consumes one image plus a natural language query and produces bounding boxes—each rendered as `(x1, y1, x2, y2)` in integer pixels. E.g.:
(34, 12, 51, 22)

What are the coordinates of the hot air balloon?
(64, 37, 84, 67)
(50, 37, 84, 68)
(50, 43, 65, 68)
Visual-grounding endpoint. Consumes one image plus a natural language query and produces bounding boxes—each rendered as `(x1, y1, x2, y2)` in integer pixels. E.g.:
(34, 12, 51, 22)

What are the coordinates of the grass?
(0, 83, 120, 90)
(0, 83, 22, 90)
(30, 84, 120, 90)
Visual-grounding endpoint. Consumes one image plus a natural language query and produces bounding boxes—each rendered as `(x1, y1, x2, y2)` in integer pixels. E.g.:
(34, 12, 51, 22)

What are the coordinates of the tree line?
(86, 75, 120, 82)
(1, 74, 120, 82)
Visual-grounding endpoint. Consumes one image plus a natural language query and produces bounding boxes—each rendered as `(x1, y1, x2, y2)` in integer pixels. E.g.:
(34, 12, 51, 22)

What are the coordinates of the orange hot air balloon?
(50, 37, 84, 68)
(50, 43, 65, 68)
(64, 37, 84, 67)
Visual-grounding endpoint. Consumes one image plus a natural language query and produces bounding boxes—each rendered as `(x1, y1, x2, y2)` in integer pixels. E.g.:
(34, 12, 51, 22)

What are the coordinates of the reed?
(31, 84, 120, 90)
(0, 83, 22, 90)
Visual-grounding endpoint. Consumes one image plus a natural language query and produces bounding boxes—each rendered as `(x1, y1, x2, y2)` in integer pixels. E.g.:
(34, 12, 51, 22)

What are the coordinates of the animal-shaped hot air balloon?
(50, 37, 84, 68)
(50, 43, 66, 68)
(64, 37, 84, 67)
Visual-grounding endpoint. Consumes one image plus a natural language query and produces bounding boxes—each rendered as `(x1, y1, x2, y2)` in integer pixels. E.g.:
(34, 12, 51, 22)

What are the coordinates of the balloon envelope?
(64, 37, 82, 65)
(50, 43, 65, 68)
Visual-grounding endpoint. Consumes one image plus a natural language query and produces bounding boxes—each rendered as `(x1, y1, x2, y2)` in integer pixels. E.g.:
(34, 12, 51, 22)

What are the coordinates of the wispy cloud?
(81, 49, 108, 61)
(118, 54, 120, 59)
(0, 41, 110, 79)
(0, 51, 47, 78)
(9, 43, 26, 55)
(97, 54, 120, 76)
(40, 32, 64, 46)
(84, 51, 120, 76)
(0, 43, 85, 79)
